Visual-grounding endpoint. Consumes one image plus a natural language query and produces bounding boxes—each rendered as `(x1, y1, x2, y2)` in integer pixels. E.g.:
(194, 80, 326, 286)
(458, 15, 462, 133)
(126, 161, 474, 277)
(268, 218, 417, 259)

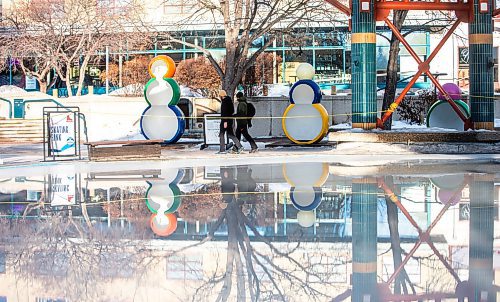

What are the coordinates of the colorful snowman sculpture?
(282, 63, 329, 145)
(283, 162, 329, 227)
(146, 168, 184, 237)
(141, 55, 185, 143)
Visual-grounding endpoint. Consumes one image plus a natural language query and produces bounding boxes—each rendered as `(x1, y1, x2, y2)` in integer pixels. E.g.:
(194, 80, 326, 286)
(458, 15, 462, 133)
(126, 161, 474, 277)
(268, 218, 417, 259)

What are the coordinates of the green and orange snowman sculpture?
(141, 55, 185, 143)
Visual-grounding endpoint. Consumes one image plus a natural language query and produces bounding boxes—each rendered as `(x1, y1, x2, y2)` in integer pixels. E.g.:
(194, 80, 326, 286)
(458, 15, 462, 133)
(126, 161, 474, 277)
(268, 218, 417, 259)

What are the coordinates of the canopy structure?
(326, 0, 498, 130)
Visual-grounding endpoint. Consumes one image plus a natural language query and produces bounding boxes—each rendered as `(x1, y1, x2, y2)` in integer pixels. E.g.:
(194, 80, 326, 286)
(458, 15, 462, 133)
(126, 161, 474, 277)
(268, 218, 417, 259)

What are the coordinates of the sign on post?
(25, 76, 37, 91)
(43, 107, 81, 161)
(201, 113, 228, 149)
(44, 174, 81, 210)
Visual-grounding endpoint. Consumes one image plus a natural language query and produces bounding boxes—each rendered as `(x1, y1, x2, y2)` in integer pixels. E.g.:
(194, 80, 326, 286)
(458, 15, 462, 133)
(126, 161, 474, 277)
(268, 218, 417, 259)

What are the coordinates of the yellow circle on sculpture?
(296, 63, 315, 80)
(282, 103, 329, 145)
(282, 162, 329, 187)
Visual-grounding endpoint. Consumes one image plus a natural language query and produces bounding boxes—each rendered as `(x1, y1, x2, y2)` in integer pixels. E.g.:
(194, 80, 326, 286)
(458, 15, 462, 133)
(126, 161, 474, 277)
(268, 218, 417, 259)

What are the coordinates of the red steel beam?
(325, 0, 352, 16)
(379, 177, 466, 285)
(376, 2, 469, 11)
(378, 19, 468, 127)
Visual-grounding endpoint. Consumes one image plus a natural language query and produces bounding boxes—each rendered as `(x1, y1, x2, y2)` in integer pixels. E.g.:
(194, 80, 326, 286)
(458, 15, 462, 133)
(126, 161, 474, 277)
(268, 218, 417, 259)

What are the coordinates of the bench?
(85, 139, 164, 161)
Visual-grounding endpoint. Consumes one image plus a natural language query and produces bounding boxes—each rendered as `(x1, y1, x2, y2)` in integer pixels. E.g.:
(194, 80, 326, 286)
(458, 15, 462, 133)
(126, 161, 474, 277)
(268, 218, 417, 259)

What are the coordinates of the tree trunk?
(76, 55, 91, 96)
(38, 80, 47, 93)
(65, 66, 73, 97)
(381, 10, 408, 130)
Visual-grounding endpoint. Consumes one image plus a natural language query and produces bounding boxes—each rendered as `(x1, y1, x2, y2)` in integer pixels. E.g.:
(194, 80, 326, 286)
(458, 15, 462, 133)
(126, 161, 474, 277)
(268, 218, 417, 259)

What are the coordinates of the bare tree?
(165, 0, 339, 97)
(1, 0, 147, 95)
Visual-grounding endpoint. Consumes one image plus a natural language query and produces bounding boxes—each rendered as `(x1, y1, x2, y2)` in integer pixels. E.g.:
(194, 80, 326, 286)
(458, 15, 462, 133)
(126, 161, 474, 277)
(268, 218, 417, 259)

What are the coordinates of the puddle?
(0, 160, 498, 301)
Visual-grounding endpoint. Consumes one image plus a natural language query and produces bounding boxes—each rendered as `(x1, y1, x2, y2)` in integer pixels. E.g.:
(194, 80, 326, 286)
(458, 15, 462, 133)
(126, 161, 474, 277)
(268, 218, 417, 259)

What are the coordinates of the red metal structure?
(326, 0, 498, 130)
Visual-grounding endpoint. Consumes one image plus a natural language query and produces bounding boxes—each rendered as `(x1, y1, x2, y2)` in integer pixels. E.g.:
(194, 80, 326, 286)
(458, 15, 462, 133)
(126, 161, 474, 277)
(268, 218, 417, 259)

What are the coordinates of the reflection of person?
(221, 167, 236, 203)
(218, 90, 242, 154)
(236, 166, 256, 199)
(234, 92, 258, 153)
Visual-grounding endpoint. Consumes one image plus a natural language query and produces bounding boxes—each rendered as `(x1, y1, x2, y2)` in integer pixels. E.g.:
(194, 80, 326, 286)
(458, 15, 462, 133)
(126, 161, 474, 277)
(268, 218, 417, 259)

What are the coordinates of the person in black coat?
(218, 90, 243, 154)
(234, 92, 258, 152)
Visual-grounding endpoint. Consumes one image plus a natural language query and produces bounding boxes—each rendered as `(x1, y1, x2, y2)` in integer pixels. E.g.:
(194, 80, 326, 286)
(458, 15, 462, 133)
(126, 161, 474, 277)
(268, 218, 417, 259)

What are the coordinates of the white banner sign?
(49, 113, 76, 156)
(48, 174, 77, 206)
(25, 76, 37, 90)
(203, 114, 225, 145)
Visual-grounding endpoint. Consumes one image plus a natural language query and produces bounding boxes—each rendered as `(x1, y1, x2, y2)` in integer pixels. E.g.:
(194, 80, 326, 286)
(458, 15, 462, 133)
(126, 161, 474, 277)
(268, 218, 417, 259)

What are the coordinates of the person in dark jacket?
(221, 167, 236, 203)
(234, 91, 258, 153)
(218, 90, 243, 154)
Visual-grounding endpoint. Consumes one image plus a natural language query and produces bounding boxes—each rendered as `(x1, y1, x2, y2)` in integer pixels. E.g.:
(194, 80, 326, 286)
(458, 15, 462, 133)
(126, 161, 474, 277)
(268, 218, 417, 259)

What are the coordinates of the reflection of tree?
(0, 214, 152, 302)
(174, 189, 346, 302)
(384, 176, 416, 296)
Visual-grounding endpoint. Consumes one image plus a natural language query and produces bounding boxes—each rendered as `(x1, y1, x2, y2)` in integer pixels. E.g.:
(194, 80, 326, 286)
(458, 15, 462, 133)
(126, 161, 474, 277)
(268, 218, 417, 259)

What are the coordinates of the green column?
(351, 0, 377, 130)
(352, 178, 379, 301)
(468, 175, 495, 301)
(469, 0, 494, 130)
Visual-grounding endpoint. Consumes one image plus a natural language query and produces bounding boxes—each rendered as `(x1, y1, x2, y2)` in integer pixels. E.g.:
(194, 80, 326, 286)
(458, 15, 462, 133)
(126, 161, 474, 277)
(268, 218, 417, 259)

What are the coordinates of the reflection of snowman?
(146, 168, 185, 237)
(283, 162, 329, 227)
(282, 63, 329, 145)
(141, 55, 185, 143)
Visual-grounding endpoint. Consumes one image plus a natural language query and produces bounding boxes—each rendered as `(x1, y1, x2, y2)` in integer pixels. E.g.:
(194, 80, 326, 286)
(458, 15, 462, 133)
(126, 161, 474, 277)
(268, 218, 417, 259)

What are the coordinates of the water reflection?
(0, 161, 498, 301)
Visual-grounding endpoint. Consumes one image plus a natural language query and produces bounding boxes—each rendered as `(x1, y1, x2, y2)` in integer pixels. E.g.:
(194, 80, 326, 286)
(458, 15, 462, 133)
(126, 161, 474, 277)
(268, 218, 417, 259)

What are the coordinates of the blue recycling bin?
(13, 99, 25, 119)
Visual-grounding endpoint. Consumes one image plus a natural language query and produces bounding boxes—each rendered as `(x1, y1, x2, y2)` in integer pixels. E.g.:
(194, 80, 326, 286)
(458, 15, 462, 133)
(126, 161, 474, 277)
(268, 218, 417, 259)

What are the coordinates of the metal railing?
(0, 97, 13, 118)
(3, 97, 89, 143)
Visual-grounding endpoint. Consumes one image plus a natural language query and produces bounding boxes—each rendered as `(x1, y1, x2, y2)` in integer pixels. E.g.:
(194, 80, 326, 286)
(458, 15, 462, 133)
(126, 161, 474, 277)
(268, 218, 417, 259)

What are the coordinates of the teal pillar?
(469, 0, 494, 130)
(351, 0, 377, 129)
(352, 178, 379, 301)
(468, 175, 495, 301)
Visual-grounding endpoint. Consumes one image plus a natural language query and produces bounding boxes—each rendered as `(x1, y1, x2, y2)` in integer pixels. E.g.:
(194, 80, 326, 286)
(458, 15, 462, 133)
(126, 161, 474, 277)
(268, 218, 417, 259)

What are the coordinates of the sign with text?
(49, 112, 76, 156)
(25, 76, 37, 90)
(47, 174, 77, 207)
(203, 113, 227, 145)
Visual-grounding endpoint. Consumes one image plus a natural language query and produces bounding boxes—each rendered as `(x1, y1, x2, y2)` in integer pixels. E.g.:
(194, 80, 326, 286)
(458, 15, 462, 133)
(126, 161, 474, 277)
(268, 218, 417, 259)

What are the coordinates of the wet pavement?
(0, 159, 499, 301)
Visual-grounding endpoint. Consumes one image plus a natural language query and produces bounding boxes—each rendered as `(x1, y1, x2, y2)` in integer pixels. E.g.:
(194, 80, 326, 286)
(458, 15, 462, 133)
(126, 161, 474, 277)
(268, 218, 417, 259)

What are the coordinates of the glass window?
(99, 252, 135, 278)
(166, 254, 203, 280)
(164, 0, 188, 14)
(34, 252, 68, 277)
(204, 37, 225, 49)
(315, 49, 345, 83)
(97, 0, 129, 16)
(314, 32, 343, 47)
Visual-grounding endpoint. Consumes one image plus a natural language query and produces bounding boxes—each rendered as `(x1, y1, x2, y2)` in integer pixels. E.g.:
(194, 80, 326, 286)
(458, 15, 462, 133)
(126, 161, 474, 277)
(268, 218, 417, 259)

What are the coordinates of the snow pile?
(267, 84, 290, 97)
(0, 85, 26, 95)
(109, 84, 145, 97)
(331, 120, 463, 132)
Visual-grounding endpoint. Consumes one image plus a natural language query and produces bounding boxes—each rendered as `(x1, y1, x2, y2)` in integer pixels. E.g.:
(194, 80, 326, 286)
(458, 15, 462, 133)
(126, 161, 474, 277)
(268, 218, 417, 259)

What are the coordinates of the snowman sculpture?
(283, 162, 329, 227)
(141, 55, 185, 143)
(146, 168, 184, 237)
(282, 63, 329, 145)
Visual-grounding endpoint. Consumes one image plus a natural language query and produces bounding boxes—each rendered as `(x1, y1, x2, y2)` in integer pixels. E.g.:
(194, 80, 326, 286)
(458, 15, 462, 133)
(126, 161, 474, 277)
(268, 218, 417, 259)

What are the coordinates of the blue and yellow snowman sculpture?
(145, 168, 184, 237)
(282, 63, 329, 145)
(141, 55, 185, 143)
(283, 162, 329, 228)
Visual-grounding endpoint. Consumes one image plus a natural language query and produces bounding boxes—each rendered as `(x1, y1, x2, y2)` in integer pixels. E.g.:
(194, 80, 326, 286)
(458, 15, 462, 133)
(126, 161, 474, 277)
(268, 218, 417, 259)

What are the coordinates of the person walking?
(218, 90, 243, 154)
(234, 91, 258, 153)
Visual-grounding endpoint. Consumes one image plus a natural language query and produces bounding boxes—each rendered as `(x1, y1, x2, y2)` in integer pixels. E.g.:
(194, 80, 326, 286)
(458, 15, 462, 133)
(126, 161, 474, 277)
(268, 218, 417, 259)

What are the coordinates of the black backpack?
(246, 102, 256, 127)
(247, 102, 256, 118)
